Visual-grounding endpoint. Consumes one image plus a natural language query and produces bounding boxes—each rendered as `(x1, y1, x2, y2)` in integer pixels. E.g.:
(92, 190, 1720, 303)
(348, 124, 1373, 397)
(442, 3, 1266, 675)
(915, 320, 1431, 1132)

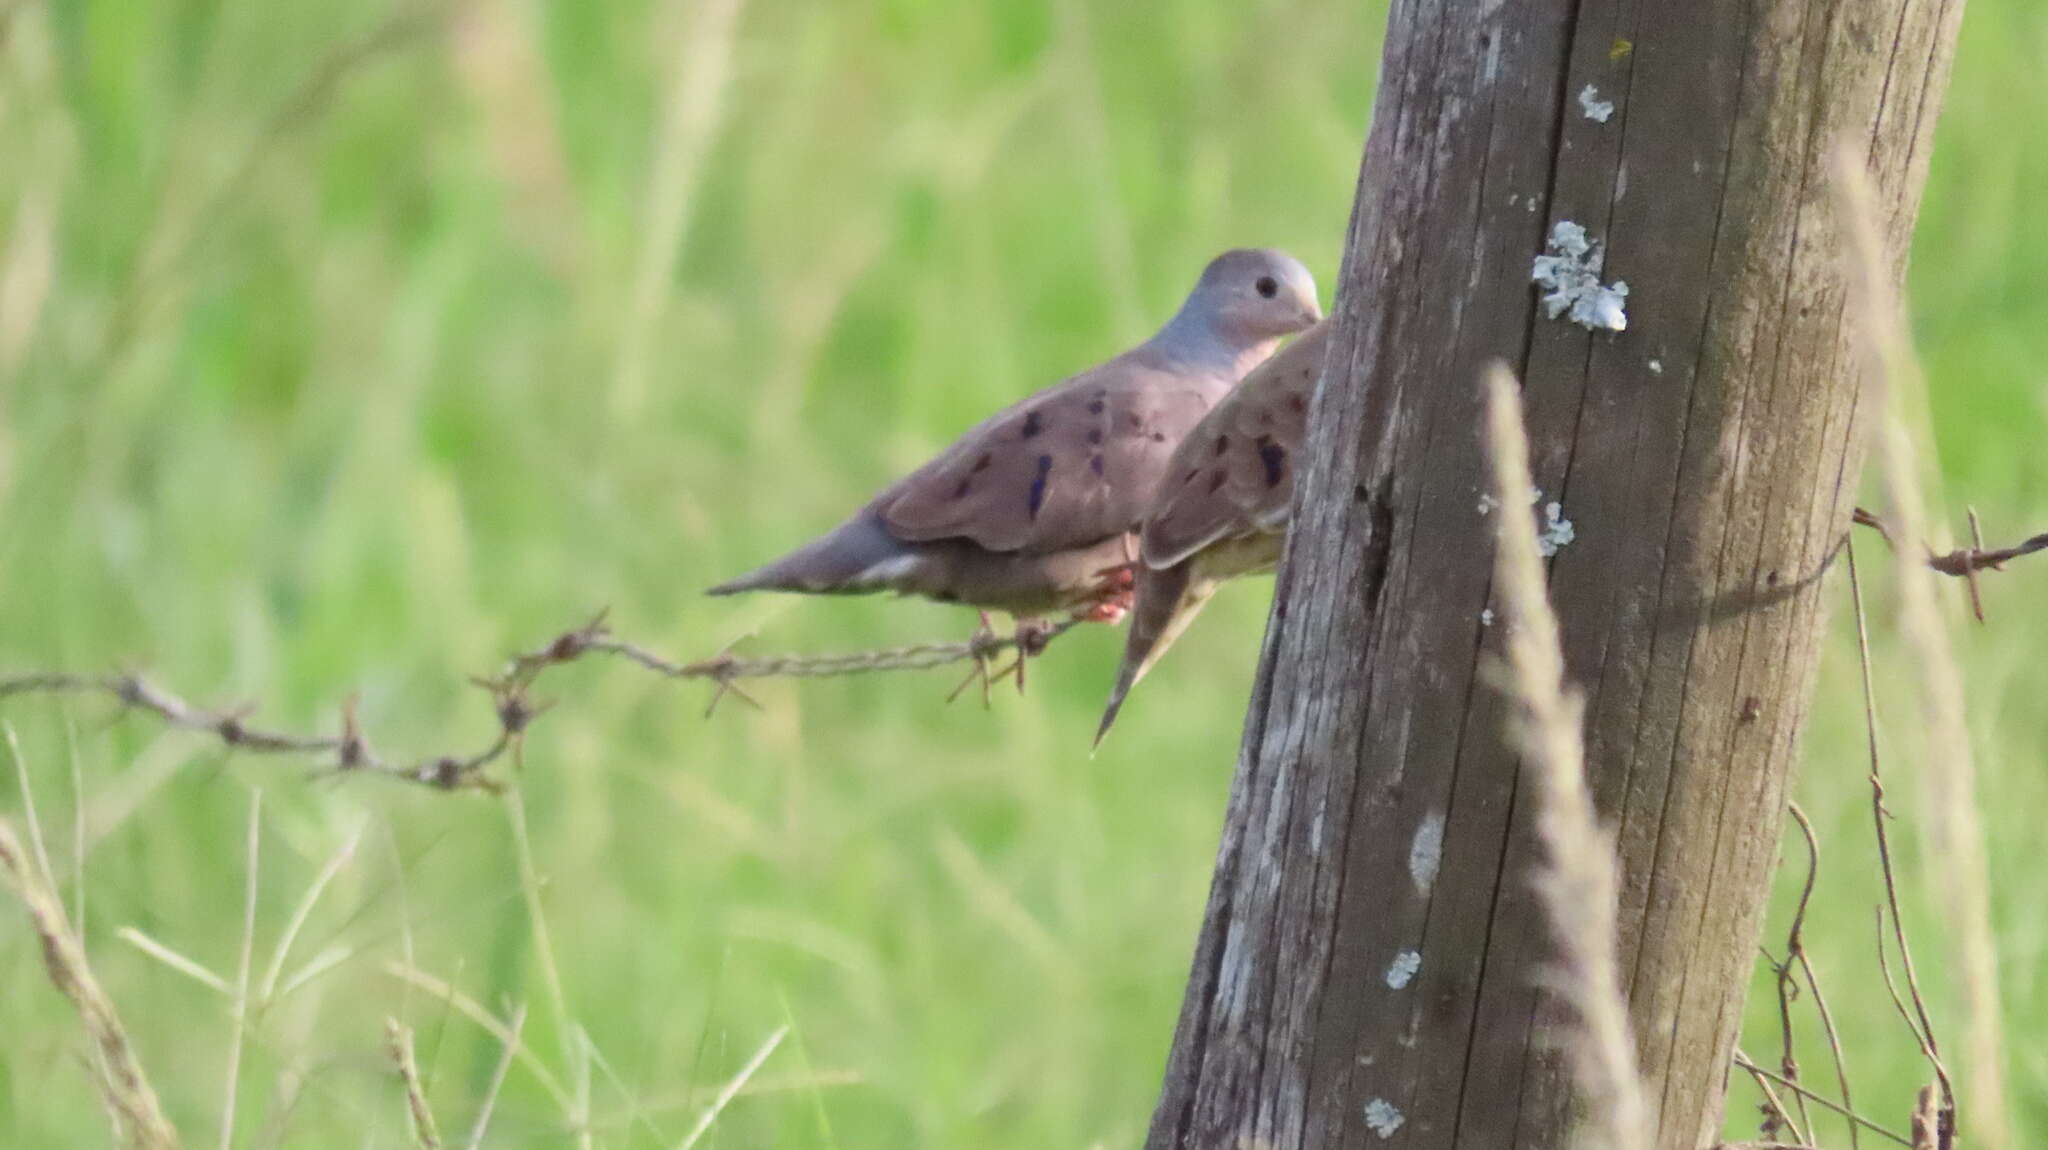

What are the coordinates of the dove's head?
(1182, 247, 1322, 346)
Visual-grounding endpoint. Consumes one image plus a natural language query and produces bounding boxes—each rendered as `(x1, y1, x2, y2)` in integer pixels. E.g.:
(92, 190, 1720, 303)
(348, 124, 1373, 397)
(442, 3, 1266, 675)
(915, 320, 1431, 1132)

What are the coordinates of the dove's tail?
(707, 512, 923, 597)
(1095, 563, 1216, 749)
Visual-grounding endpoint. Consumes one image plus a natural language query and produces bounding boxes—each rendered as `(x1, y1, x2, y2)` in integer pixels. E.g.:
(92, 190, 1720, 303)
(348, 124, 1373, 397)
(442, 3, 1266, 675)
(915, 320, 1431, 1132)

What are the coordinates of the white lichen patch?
(1409, 813, 1445, 892)
(1385, 949, 1422, 989)
(1480, 607, 1495, 627)
(1537, 501, 1577, 557)
(1578, 83, 1615, 123)
(1648, 357, 1664, 375)
(1364, 1098, 1406, 1139)
(1532, 221, 1629, 332)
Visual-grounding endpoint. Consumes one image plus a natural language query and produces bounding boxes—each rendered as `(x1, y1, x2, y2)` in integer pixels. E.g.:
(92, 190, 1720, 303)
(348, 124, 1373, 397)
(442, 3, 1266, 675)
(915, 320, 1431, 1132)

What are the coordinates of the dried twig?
(385, 1018, 443, 1150)
(0, 818, 181, 1149)
(1766, 802, 1820, 1142)
(1784, 803, 1858, 1150)
(1871, 905, 1942, 1084)
(1732, 1053, 1912, 1148)
(1851, 531, 1956, 1143)
(1911, 1085, 1942, 1150)
(1482, 364, 1653, 1150)
(0, 611, 1078, 792)
(1839, 149, 2005, 1149)
(1734, 1047, 1812, 1150)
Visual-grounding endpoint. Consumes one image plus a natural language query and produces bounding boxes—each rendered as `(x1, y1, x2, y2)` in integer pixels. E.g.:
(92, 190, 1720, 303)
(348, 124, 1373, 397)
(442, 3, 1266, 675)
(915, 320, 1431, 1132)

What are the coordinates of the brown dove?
(1095, 318, 1330, 744)
(708, 250, 1322, 638)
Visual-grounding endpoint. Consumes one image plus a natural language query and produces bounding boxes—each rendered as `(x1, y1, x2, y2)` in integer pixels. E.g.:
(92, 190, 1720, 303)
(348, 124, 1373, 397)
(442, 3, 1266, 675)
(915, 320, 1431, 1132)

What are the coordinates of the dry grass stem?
(676, 1025, 788, 1150)
(505, 779, 593, 1147)
(612, 0, 747, 416)
(63, 718, 87, 943)
(1480, 363, 1652, 1150)
(0, 817, 181, 1149)
(4, 724, 56, 895)
(381, 960, 574, 1112)
(385, 1018, 443, 1150)
(586, 1068, 864, 1131)
(272, 944, 356, 1003)
(1836, 148, 2008, 1149)
(117, 927, 230, 995)
(448, 0, 581, 274)
(464, 1002, 528, 1150)
(216, 790, 262, 1150)
(257, 821, 364, 1006)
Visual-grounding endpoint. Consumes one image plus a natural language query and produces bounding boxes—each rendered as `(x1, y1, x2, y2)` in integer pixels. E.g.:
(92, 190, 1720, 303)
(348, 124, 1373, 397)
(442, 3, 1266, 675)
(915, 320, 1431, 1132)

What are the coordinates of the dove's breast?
(888, 531, 1139, 617)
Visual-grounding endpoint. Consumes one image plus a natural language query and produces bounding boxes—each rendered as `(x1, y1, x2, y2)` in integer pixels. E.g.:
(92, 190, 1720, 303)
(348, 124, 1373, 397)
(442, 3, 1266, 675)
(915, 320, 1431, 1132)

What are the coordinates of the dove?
(1095, 317, 1330, 744)
(708, 250, 1322, 644)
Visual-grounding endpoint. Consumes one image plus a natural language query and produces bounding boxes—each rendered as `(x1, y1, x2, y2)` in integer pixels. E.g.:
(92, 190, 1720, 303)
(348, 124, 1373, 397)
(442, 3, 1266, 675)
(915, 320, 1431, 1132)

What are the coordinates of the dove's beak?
(1301, 303, 1324, 329)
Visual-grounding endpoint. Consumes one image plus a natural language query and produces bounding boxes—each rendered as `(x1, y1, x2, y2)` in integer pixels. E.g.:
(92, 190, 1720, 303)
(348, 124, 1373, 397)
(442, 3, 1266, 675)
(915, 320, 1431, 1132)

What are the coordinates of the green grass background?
(0, 0, 2042, 1145)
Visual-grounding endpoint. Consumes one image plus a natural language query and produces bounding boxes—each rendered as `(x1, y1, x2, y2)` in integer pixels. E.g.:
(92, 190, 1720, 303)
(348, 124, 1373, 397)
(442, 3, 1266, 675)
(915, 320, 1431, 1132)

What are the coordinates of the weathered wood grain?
(1145, 0, 1964, 1147)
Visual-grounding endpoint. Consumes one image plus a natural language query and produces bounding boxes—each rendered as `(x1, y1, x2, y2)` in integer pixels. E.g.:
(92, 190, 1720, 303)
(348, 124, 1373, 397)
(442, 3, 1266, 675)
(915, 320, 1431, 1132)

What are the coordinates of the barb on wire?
(1852, 506, 2048, 622)
(0, 611, 1082, 793)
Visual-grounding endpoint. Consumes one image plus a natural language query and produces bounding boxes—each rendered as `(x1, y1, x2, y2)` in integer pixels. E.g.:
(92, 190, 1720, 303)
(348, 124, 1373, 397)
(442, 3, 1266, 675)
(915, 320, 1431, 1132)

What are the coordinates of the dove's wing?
(878, 350, 1235, 556)
(1140, 321, 1329, 570)
(1095, 323, 1330, 743)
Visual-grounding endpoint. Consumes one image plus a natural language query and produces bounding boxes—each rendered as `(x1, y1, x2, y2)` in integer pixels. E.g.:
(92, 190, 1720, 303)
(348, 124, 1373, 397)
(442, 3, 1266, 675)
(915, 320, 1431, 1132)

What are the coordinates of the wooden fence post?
(1145, 1, 1965, 1146)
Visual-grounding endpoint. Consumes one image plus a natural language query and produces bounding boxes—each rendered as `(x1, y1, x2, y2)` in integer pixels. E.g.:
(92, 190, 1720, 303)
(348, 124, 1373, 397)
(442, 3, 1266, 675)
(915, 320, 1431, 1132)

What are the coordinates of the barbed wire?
(0, 611, 1077, 793)
(0, 505, 2034, 795)
(1852, 505, 2047, 622)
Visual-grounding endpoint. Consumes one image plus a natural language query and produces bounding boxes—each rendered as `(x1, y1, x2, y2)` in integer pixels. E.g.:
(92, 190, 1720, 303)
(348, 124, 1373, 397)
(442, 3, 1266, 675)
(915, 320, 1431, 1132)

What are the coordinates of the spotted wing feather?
(879, 352, 1230, 556)
(1140, 321, 1328, 570)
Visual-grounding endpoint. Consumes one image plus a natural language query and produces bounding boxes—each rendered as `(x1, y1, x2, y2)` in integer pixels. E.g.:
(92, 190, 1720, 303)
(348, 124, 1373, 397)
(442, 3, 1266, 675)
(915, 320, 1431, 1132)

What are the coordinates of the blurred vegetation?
(0, 0, 2042, 1145)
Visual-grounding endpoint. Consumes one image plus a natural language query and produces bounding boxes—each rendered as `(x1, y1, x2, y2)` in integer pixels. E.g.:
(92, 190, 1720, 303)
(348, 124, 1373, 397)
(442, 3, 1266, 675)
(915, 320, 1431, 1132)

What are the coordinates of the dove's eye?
(1255, 276, 1279, 299)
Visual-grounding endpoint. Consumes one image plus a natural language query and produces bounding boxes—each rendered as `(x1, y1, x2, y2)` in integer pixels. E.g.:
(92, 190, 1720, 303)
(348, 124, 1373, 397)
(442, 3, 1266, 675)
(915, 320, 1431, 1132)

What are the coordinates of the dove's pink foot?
(1092, 563, 1138, 593)
(1073, 563, 1137, 624)
(1072, 597, 1130, 625)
